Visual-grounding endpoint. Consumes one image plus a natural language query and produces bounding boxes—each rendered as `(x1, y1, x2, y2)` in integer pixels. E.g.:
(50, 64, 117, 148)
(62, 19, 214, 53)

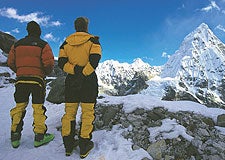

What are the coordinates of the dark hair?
(26, 21, 41, 36)
(74, 17, 89, 32)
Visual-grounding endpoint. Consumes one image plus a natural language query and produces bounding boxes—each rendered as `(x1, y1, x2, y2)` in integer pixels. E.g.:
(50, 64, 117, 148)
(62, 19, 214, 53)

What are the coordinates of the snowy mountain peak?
(160, 23, 225, 107)
(130, 58, 152, 70)
(183, 23, 220, 50)
(96, 58, 161, 94)
(161, 23, 225, 78)
(196, 23, 209, 32)
(132, 58, 145, 65)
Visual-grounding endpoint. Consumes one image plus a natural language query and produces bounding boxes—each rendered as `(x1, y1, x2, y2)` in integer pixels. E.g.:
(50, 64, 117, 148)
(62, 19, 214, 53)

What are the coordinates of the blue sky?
(1, 0, 225, 66)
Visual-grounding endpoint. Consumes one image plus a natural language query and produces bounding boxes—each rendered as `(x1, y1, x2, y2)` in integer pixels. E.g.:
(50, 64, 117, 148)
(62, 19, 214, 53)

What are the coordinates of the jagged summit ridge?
(95, 58, 161, 95)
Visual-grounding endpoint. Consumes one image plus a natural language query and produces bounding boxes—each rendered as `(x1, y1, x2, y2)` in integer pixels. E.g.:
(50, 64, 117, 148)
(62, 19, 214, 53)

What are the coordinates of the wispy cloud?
(0, 7, 61, 27)
(177, 4, 185, 10)
(201, 1, 220, 12)
(50, 21, 61, 27)
(161, 52, 170, 59)
(142, 56, 154, 62)
(12, 28, 19, 33)
(164, 0, 225, 40)
(216, 24, 225, 32)
(44, 33, 59, 42)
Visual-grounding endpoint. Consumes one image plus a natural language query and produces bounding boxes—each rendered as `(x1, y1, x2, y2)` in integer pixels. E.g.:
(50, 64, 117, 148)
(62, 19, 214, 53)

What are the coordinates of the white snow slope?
(1, 85, 225, 160)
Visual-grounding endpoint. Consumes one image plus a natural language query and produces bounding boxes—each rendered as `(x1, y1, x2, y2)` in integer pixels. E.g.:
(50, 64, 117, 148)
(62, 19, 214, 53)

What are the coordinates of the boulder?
(217, 114, 225, 127)
(46, 76, 65, 104)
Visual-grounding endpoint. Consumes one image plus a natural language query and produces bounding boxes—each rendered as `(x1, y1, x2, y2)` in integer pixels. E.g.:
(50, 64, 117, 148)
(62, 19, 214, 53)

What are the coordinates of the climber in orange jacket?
(7, 21, 55, 148)
(58, 17, 102, 158)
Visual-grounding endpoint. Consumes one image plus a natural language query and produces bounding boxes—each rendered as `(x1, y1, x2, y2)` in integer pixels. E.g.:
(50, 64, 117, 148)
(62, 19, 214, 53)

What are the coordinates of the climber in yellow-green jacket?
(58, 17, 102, 158)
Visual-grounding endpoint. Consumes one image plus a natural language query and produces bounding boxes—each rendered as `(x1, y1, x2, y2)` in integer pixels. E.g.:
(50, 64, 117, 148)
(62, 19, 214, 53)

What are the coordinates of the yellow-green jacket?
(58, 32, 102, 76)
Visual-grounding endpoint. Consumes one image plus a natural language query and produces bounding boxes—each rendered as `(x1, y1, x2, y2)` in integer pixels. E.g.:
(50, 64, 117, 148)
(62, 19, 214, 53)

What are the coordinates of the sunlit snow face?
(0, 49, 7, 63)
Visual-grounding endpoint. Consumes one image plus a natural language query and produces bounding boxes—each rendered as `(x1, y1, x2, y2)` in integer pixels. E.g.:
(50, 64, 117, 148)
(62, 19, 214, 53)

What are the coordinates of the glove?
(74, 65, 86, 79)
(74, 65, 84, 75)
(73, 65, 86, 89)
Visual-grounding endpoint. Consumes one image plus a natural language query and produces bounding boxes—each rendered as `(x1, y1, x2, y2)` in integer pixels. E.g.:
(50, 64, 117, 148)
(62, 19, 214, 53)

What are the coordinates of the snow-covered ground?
(1, 84, 225, 160)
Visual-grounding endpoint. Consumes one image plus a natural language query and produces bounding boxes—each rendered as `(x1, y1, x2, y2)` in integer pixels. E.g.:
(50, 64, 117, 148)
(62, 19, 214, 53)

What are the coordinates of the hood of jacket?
(66, 32, 93, 45)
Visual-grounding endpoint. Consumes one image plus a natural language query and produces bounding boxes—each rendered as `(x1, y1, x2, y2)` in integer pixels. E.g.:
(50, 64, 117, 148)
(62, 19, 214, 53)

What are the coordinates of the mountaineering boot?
(79, 138, 94, 159)
(65, 139, 79, 156)
(34, 133, 54, 147)
(11, 132, 21, 148)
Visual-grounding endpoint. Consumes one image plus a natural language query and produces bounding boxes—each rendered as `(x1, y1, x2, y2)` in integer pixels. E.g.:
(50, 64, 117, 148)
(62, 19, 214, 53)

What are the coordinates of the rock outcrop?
(0, 31, 17, 54)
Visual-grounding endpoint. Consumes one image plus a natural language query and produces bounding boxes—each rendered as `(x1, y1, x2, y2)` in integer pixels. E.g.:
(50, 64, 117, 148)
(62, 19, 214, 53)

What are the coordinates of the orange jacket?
(8, 35, 54, 78)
